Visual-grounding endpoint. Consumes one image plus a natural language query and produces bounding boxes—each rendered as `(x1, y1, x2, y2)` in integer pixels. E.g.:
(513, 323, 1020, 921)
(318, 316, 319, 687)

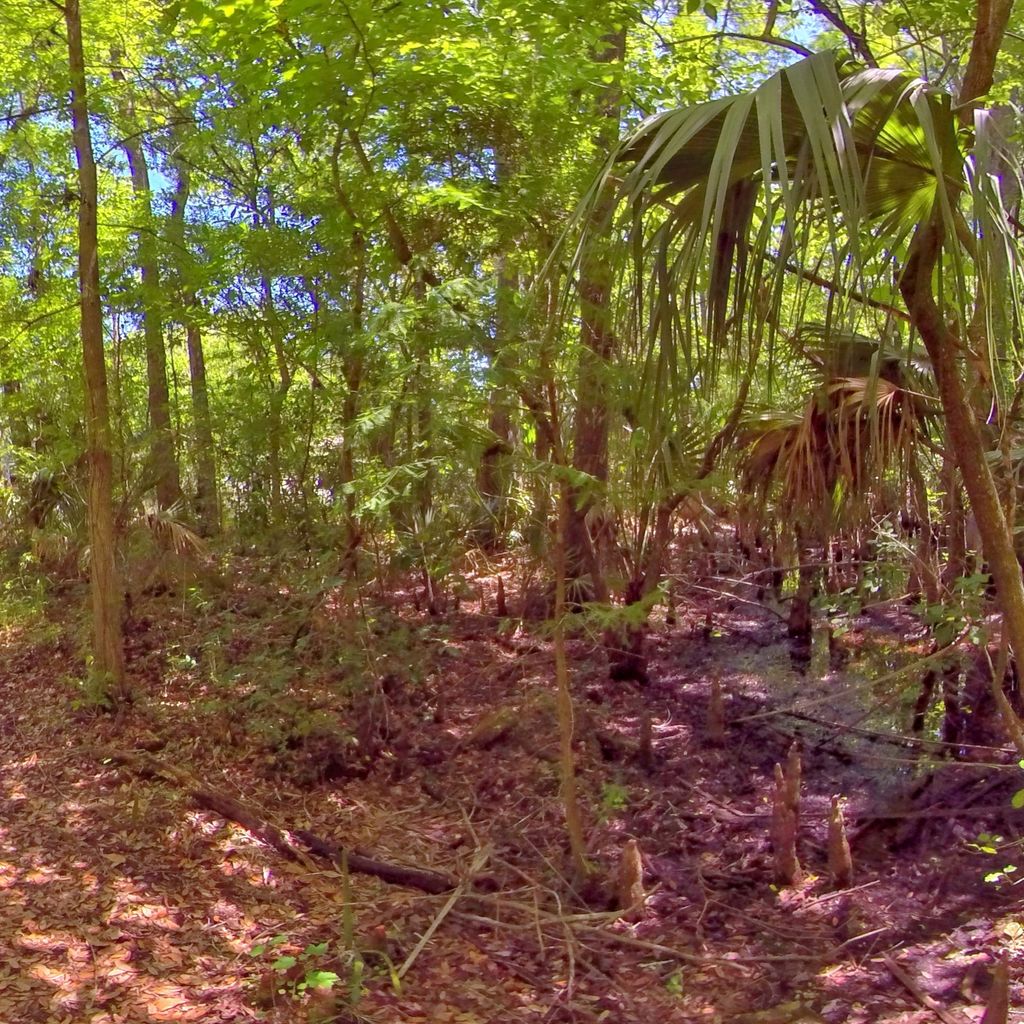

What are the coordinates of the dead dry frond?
(143, 508, 206, 557)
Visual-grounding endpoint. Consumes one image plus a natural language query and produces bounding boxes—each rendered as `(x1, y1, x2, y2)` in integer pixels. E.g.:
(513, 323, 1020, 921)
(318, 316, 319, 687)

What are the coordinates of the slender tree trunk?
(345, 128, 437, 535)
(896, 0, 1024, 756)
(555, 481, 590, 883)
(902, 232, 1024, 757)
(525, 256, 561, 556)
(64, 0, 126, 702)
(476, 141, 518, 549)
(168, 148, 219, 533)
(411, 278, 433, 521)
(476, 249, 517, 548)
(262, 270, 291, 527)
(537, 305, 591, 880)
(111, 54, 180, 511)
(908, 457, 940, 604)
(184, 319, 218, 531)
(565, 24, 626, 600)
(328, 133, 366, 565)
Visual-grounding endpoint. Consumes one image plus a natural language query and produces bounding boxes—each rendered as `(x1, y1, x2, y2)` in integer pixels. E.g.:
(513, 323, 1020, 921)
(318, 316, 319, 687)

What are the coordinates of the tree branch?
(677, 31, 814, 58)
(957, 0, 1014, 121)
(806, 0, 878, 67)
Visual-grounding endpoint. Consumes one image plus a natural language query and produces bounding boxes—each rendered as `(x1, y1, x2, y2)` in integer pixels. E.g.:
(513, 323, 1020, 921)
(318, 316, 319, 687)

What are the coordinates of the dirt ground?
(0, 560, 1020, 1023)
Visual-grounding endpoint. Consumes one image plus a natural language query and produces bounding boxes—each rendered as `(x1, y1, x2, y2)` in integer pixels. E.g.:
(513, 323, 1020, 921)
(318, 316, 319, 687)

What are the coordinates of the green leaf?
(305, 970, 341, 989)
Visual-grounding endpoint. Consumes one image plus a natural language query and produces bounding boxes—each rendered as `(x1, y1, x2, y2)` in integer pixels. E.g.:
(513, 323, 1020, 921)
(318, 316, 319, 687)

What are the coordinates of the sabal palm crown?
(586, 50, 1020, 407)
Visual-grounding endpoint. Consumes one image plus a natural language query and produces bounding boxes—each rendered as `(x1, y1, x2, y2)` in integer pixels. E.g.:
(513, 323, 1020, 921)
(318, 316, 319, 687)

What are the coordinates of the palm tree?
(737, 330, 936, 637)
(739, 332, 931, 526)
(574, 10, 1024, 746)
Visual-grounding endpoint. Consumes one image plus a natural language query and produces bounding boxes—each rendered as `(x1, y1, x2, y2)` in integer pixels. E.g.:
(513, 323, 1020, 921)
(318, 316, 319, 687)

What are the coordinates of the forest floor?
(0, 554, 1021, 1023)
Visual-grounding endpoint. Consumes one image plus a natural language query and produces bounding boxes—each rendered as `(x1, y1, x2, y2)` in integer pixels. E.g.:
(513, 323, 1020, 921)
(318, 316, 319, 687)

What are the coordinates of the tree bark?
(476, 139, 518, 549)
(99, 749, 459, 893)
(111, 54, 180, 511)
(565, 24, 626, 601)
(64, 0, 126, 702)
(328, 131, 365, 565)
(168, 145, 219, 534)
(958, 0, 1014, 119)
(897, 1, 1024, 756)
(900, 219, 1024, 757)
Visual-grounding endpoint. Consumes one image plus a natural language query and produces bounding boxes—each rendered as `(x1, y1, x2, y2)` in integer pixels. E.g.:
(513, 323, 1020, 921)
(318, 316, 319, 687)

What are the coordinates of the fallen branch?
(95, 748, 458, 895)
(291, 828, 458, 894)
(398, 848, 490, 979)
(458, 897, 826, 965)
(881, 955, 968, 1024)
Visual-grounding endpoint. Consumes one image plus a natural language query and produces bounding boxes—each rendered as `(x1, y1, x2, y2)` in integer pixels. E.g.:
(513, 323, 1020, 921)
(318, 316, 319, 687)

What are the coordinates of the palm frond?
(144, 509, 206, 557)
(602, 51, 1022, 402)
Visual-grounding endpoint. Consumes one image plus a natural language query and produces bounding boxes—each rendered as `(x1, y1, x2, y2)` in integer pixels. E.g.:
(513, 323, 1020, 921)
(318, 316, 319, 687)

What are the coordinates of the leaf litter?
(0, 560, 1018, 1022)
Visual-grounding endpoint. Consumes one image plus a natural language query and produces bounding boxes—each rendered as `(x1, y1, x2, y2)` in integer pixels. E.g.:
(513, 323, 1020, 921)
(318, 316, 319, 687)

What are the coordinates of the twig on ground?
(453, 906, 824, 966)
(881, 954, 968, 1024)
(802, 880, 879, 907)
(398, 847, 490, 978)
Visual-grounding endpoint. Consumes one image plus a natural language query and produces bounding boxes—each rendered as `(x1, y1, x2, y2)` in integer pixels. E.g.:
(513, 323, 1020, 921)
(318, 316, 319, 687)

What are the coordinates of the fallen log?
(290, 828, 457, 894)
(95, 748, 458, 894)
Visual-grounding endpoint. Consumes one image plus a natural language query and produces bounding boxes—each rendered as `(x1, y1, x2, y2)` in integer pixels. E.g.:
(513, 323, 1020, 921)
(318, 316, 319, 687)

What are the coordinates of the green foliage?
(0, 572, 50, 631)
(576, 587, 664, 639)
(1013, 761, 1024, 811)
(0, 0, 1017, 731)
(250, 935, 342, 1001)
(664, 969, 685, 997)
(598, 780, 630, 820)
(966, 832, 1021, 886)
(918, 573, 989, 648)
(68, 666, 118, 712)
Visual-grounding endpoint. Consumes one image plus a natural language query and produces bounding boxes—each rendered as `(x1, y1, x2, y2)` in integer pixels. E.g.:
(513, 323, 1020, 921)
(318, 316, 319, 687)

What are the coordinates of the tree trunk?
(565, 24, 626, 600)
(476, 248, 517, 549)
(896, 0, 1024, 758)
(64, 0, 126, 702)
(900, 219, 1024, 757)
(168, 144, 219, 534)
(908, 457, 939, 604)
(476, 141, 518, 549)
(343, 129, 437, 537)
(184, 318, 219, 532)
(262, 269, 291, 528)
(111, 54, 180, 511)
(328, 137, 366, 567)
(554, 481, 590, 883)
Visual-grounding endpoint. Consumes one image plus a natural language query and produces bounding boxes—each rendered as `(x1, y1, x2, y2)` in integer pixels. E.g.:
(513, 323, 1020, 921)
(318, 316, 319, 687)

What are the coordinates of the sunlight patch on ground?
(22, 863, 60, 885)
(181, 811, 225, 836)
(111, 898, 183, 930)
(28, 961, 72, 987)
(93, 942, 137, 985)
